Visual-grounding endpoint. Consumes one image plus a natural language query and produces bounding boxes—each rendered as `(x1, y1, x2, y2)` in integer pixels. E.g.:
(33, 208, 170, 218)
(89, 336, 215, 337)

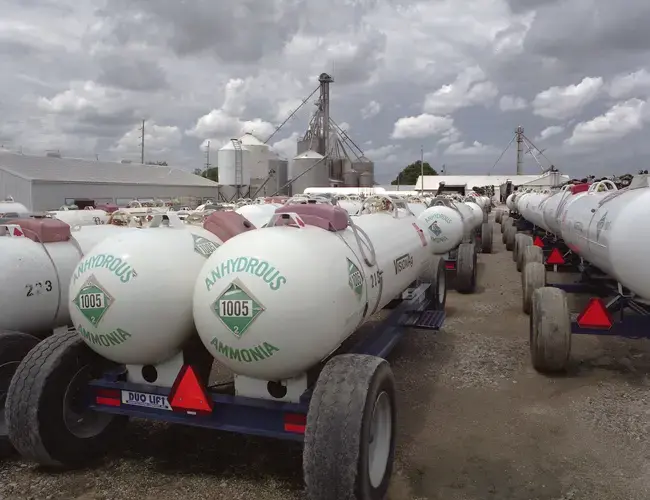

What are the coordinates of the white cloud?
(564, 98, 648, 149)
(391, 114, 454, 140)
(365, 144, 400, 162)
(187, 109, 275, 143)
(444, 141, 500, 156)
(532, 77, 604, 120)
(270, 132, 301, 160)
(499, 95, 527, 111)
(423, 66, 498, 115)
(113, 121, 181, 157)
(361, 100, 382, 119)
(535, 125, 564, 142)
(607, 68, 650, 99)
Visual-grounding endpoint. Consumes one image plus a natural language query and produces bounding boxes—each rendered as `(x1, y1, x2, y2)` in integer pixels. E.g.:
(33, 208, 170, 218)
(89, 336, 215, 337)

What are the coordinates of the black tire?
(0, 331, 41, 458)
(480, 222, 493, 254)
(516, 235, 534, 270)
(430, 257, 447, 310)
(6, 331, 128, 467)
(513, 233, 524, 263)
(304, 354, 397, 500)
(530, 287, 571, 373)
(482, 211, 488, 223)
(505, 225, 517, 251)
(523, 245, 544, 270)
(501, 217, 511, 234)
(522, 263, 546, 315)
(455, 242, 477, 294)
(495, 210, 502, 224)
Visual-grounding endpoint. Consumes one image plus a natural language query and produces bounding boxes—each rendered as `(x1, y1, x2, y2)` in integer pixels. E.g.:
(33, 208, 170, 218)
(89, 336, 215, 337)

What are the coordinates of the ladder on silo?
(232, 139, 243, 186)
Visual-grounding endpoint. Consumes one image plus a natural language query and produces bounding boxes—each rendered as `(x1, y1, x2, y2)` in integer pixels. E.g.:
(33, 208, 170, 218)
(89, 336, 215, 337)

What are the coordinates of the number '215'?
(26, 280, 53, 297)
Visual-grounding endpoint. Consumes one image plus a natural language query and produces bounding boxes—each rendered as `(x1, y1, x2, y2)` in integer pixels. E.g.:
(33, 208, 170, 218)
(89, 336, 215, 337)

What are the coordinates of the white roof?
(294, 150, 324, 160)
(239, 133, 268, 147)
(521, 172, 570, 186)
(0, 151, 218, 187)
(415, 174, 548, 190)
(219, 140, 249, 151)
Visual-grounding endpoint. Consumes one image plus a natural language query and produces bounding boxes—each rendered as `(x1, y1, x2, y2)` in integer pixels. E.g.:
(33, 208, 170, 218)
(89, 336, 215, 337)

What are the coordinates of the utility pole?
(515, 125, 524, 175)
(204, 140, 211, 170)
(139, 120, 145, 164)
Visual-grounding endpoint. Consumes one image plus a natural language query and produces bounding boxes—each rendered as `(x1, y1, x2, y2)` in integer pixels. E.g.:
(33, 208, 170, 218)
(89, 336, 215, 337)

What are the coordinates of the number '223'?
(26, 280, 53, 297)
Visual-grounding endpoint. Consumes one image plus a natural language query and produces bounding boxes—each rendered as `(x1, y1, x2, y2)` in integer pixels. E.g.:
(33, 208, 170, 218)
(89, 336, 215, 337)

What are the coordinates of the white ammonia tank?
(193, 201, 438, 380)
(519, 191, 552, 230)
(68, 213, 227, 365)
(0, 218, 140, 335)
(417, 205, 465, 253)
(0, 197, 29, 216)
(407, 203, 426, 217)
(541, 185, 575, 236)
(337, 199, 361, 215)
(461, 200, 483, 230)
(235, 204, 279, 228)
(48, 209, 109, 226)
(558, 177, 650, 299)
(505, 193, 517, 211)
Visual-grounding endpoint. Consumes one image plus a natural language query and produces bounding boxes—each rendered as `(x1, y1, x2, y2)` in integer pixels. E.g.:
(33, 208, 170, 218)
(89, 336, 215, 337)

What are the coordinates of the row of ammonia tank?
(498, 176, 650, 301)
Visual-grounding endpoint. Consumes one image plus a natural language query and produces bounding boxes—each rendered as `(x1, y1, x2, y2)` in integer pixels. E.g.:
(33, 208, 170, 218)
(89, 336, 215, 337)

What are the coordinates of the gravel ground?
(1, 214, 650, 500)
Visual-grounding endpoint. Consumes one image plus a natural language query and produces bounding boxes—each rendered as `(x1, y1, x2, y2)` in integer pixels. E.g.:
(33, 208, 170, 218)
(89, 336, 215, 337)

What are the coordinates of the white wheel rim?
(368, 391, 392, 488)
(438, 266, 446, 302)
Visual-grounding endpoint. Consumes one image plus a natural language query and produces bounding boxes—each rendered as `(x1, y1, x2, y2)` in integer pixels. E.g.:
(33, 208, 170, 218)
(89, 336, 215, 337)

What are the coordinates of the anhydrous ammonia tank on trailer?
(459, 199, 484, 231)
(192, 199, 442, 380)
(519, 191, 552, 230)
(68, 213, 231, 366)
(0, 219, 140, 335)
(542, 184, 576, 236)
(557, 180, 650, 296)
(417, 204, 465, 252)
(506, 192, 517, 211)
(48, 209, 109, 226)
(0, 198, 29, 217)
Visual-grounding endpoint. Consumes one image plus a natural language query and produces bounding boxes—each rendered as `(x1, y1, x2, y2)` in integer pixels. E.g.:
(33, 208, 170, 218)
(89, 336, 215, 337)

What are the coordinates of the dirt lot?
(1, 216, 650, 500)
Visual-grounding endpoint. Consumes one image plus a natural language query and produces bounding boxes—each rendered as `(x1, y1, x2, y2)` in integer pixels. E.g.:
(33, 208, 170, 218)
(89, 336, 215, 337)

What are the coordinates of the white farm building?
(0, 152, 219, 211)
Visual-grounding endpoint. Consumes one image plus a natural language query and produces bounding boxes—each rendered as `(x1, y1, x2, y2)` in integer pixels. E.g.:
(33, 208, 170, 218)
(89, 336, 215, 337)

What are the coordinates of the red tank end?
(570, 183, 590, 194)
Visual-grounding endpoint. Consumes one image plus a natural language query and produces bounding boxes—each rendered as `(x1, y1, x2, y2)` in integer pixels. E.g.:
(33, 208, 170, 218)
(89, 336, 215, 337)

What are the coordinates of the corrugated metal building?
(0, 152, 218, 211)
(415, 174, 547, 192)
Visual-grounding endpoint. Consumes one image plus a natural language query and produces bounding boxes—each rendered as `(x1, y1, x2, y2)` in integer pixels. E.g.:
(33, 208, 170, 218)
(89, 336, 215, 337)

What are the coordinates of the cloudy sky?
(2, 0, 650, 183)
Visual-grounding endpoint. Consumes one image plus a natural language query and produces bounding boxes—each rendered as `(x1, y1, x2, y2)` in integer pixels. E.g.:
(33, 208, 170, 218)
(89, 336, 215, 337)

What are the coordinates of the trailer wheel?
(522, 263, 546, 315)
(523, 245, 543, 270)
(480, 222, 493, 254)
(0, 331, 40, 457)
(495, 210, 502, 224)
(6, 331, 127, 467)
(516, 235, 533, 270)
(455, 242, 477, 294)
(501, 217, 511, 234)
(505, 225, 517, 251)
(513, 233, 524, 263)
(304, 354, 396, 500)
(530, 287, 571, 373)
(430, 257, 447, 310)
(482, 211, 488, 223)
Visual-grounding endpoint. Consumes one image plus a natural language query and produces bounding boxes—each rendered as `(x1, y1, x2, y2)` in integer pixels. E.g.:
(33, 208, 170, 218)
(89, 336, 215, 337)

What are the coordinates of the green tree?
(194, 167, 219, 182)
(391, 160, 437, 185)
(146, 160, 168, 166)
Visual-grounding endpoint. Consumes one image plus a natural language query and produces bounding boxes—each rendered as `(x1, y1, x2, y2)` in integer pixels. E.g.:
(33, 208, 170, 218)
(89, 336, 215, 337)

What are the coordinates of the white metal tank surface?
(560, 180, 618, 256)
(558, 177, 650, 299)
(218, 140, 252, 185)
(193, 201, 438, 380)
(519, 191, 552, 230)
(290, 150, 327, 196)
(0, 198, 29, 216)
(68, 214, 225, 366)
(239, 132, 270, 180)
(417, 205, 465, 253)
(542, 185, 574, 236)
(0, 219, 140, 335)
(48, 209, 109, 226)
(336, 196, 362, 215)
(461, 200, 483, 230)
(505, 193, 517, 211)
(235, 204, 279, 228)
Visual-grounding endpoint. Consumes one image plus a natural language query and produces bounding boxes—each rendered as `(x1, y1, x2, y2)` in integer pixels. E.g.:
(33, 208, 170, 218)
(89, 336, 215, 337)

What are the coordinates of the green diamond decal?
(212, 281, 264, 338)
(347, 258, 363, 299)
(73, 275, 114, 327)
(192, 234, 220, 258)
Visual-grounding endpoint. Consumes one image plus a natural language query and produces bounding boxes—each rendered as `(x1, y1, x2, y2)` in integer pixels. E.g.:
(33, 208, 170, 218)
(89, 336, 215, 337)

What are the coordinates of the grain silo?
(359, 171, 373, 187)
(290, 150, 327, 195)
(343, 169, 359, 187)
(239, 132, 270, 180)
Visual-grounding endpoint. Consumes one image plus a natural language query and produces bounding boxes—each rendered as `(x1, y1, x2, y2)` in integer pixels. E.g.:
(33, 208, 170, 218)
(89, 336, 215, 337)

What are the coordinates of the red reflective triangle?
(12, 227, 23, 237)
(546, 248, 565, 265)
(533, 236, 544, 247)
(168, 365, 213, 414)
(576, 298, 612, 329)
